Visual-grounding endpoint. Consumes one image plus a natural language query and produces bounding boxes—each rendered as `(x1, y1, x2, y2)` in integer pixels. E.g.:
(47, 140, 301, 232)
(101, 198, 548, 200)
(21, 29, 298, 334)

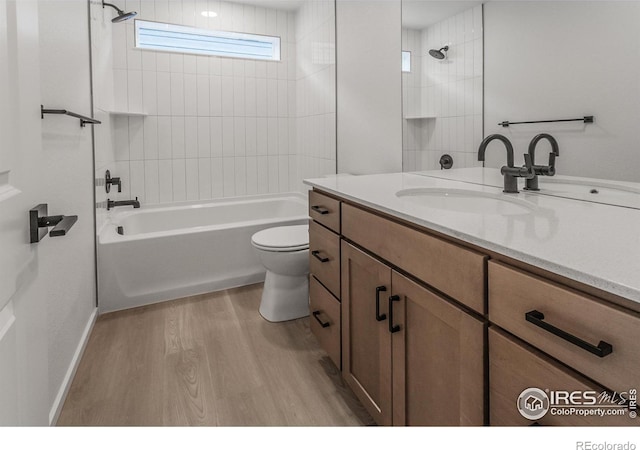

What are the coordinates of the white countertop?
(304, 169, 640, 304)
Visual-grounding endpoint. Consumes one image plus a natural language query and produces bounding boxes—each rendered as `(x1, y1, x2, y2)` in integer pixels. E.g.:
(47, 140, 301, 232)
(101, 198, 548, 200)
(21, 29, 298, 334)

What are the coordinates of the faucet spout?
(525, 133, 560, 191)
(107, 197, 140, 211)
(478, 134, 515, 167)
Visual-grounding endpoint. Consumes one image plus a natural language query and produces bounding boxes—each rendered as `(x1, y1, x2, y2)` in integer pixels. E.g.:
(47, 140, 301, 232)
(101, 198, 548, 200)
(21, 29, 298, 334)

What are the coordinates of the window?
(134, 20, 281, 61)
(402, 51, 411, 73)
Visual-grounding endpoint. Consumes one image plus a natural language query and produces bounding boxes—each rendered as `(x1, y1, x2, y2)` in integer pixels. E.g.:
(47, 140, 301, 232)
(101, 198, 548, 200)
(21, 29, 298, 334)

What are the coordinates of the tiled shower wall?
(110, 0, 299, 206)
(402, 4, 484, 172)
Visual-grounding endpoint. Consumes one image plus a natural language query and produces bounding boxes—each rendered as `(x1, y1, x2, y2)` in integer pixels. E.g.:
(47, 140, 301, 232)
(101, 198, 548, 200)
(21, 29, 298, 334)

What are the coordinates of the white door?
(0, 0, 50, 425)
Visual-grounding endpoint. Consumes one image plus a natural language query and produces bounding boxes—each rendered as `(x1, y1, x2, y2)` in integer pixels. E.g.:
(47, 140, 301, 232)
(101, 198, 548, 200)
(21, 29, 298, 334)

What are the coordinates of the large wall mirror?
(402, 1, 640, 185)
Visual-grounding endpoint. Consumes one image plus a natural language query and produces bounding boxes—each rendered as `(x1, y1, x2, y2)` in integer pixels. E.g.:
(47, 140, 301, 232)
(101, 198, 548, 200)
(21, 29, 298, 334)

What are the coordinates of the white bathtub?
(98, 193, 308, 313)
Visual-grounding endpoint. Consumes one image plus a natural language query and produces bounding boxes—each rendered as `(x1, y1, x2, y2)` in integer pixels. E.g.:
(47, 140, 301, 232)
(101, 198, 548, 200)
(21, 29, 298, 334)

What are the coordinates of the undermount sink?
(396, 188, 535, 215)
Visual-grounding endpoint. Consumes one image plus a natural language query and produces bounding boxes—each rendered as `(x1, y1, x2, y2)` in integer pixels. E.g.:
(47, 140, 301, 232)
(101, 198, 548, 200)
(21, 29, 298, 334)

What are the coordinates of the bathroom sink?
(536, 179, 640, 209)
(396, 188, 535, 215)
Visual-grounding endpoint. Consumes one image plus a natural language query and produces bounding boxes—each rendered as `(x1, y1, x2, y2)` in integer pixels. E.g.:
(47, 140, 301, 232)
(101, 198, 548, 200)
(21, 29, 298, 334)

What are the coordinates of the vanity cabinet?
(308, 191, 342, 369)
(341, 241, 485, 426)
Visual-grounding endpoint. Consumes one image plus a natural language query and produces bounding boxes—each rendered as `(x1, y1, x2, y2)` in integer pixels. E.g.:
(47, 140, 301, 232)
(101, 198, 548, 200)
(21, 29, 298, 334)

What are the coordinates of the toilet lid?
(251, 225, 309, 252)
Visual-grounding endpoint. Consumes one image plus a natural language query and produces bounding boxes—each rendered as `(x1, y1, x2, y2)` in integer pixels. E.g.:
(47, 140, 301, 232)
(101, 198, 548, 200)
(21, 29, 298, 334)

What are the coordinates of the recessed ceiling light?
(201, 11, 218, 18)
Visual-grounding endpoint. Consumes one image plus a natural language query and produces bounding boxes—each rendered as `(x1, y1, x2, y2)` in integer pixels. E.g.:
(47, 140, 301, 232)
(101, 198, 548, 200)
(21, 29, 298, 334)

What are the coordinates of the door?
(0, 0, 49, 425)
(341, 241, 393, 425)
(391, 271, 485, 426)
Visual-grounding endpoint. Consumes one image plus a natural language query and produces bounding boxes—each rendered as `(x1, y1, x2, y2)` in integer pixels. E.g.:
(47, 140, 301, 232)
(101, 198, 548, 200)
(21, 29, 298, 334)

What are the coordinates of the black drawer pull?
(312, 311, 330, 328)
(375, 286, 387, 321)
(388, 295, 400, 333)
(525, 310, 613, 358)
(311, 250, 329, 263)
(311, 205, 329, 215)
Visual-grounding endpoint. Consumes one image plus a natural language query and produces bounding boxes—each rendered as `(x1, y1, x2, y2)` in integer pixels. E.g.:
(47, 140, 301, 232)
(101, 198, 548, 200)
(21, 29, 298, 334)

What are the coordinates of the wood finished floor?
(57, 283, 373, 426)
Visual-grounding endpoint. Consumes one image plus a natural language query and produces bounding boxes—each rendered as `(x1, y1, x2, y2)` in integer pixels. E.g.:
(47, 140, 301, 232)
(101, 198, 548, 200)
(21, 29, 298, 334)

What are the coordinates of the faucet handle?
(546, 152, 557, 176)
(521, 154, 536, 179)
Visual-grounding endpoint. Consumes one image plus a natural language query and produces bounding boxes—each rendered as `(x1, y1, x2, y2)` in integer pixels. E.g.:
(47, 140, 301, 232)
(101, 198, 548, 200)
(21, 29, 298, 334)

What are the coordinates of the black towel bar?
(498, 116, 594, 127)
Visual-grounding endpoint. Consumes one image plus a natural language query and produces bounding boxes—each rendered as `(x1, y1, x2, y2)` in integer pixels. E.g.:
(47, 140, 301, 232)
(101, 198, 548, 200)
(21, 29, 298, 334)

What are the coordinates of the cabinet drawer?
(342, 203, 487, 314)
(309, 190, 340, 233)
(310, 276, 341, 369)
(489, 328, 633, 426)
(309, 219, 340, 298)
(489, 261, 640, 393)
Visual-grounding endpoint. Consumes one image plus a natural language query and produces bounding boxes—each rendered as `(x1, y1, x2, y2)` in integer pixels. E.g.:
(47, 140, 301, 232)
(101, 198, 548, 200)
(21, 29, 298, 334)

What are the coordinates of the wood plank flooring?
(57, 283, 374, 426)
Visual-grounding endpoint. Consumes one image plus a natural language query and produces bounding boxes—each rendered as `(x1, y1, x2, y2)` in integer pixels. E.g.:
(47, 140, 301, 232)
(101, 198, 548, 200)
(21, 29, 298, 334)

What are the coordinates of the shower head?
(102, 1, 137, 23)
(429, 46, 449, 60)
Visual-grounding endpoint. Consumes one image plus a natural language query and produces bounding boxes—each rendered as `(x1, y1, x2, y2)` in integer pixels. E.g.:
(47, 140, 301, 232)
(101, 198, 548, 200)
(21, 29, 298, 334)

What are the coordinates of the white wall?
(37, 0, 97, 423)
(402, 3, 483, 172)
(484, 1, 640, 182)
(295, 0, 336, 190)
(336, 0, 402, 175)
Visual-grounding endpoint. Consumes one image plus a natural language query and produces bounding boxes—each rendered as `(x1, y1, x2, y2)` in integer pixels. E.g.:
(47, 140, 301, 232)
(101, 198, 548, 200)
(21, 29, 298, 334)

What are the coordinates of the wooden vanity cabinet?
(308, 190, 342, 369)
(341, 241, 485, 426)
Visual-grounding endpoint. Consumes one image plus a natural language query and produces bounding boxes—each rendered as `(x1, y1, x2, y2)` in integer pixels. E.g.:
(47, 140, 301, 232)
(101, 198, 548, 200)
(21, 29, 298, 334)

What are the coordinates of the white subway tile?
(267, 155, 278, 193)
(211, 157, 224, 198)
(157, 117, 172, 159)
(254, 5, 266, 35)
(172, 160, 186, 201)
(473, 76, 482, 115)
(234, 157, 246, 196)
(197, 76, 210, 116)
(221, 58, 233, 77)
(245, 60, 256, 78)
(245, 77, 257, 117)
(171, 117, 185, 159)
(196, 56, 209, 76)
(234, 117, 246, 156)
(267, 79, 278, 117)
(232, 3, 244, 32)
(197, 117, 211, 158)
(144, 160, 160, 205)
(221, 76, 234, 116)
(198, 157, 212, 200)
(185, 159, 199, 201)
(278, 118, 289, 155)
(112, 25, 127, 70)
(288, 155, 297, 192)
(233, 77, 245, 116)
(210, 117, 223, 157)
(244, 4, 255, 33)
(126, 26, 141, 71)
(129, 117, 144, 160)
(233, 59, 245, 78)
(223, 157, 235, 197)
(143, 116, 159, 160)
(156, 53, 171, 72)
(156, 72, 171, 115)
(256, 78, 267, 117)
(278, 155, 288, 192)
(170, 73, 185, 115)
(129, 160, 145, 202)
(265, 9, 277, 36)
(185, 117, 198, 159)
(113, 161, 131, 198)
(184, 74, 198, 116)
(245, 117, 257, 156)
(113, 69, 128, 111)
(182, 0, 196, 26)
(222, 117, 234, 157)
(158, 160, 173, 203)
(257, 155, 268, 193)
(267, 117, 278, 155)
(210, 76, 222, 116)
(209, 56, 221, 76)
(170, 54, 184, 73)
(142, 71, 157, 115)
(277, 79, 288, 117)
(246, 156, 257, 194)
(256, 117, 268, 155)
(113, 116, 130, 161)
(184, 55, 197, 74)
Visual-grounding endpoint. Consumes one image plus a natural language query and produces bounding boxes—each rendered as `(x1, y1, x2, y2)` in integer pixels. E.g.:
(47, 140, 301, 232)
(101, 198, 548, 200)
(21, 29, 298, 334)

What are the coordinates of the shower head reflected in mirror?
(102, 1, 137, 23)
(429, 45, 449, 60)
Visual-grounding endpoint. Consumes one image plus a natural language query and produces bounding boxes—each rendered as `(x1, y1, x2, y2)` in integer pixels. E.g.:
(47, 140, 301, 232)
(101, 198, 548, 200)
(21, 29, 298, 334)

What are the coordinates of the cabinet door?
(391, 272, 486, 426)
(341, 241, 393, 425)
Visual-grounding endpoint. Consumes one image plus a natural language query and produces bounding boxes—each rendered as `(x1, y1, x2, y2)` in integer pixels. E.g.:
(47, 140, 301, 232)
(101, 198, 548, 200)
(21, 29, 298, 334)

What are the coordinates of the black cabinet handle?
(311, 250, 329, 263)
(525, 310, 613, 358)
(388, 295, 400, 333)
(375, 286, 387, 321)
(312, 311, 330, 328)
(311, 205, 329, 215)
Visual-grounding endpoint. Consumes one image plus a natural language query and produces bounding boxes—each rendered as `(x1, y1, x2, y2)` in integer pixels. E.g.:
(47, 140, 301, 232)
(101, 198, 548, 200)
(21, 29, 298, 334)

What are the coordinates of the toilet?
(251, 224, 310, 322)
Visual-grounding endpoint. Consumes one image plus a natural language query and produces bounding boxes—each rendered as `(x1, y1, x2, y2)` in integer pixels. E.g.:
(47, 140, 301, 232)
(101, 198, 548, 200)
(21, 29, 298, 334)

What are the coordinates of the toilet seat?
(251, 224, 309, 252)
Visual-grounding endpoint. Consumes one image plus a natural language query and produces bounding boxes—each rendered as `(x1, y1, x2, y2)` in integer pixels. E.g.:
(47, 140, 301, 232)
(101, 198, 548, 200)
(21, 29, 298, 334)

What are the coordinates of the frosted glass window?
(402, 51, 411, 72)
(135, 20, 281, 61)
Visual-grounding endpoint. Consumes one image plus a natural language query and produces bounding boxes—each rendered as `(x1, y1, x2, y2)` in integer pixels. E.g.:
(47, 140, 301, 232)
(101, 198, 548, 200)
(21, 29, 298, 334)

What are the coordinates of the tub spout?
(107, 197, 140, 211)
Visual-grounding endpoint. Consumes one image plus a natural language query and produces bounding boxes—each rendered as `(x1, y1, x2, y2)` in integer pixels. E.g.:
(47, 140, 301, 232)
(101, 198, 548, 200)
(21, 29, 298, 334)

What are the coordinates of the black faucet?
(107, 197, 140, 211)
(477, 134, 535, 193)
(524, 133, 560, 191)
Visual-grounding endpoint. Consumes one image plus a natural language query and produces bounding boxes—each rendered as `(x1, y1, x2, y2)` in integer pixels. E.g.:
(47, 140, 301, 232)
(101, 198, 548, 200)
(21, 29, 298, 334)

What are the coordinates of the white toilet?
(251, 224, 310, 322)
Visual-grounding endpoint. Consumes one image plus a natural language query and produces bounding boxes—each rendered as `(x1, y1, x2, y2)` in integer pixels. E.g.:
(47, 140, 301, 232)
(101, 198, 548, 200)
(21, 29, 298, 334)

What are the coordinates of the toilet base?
(259, 271, 309, 322)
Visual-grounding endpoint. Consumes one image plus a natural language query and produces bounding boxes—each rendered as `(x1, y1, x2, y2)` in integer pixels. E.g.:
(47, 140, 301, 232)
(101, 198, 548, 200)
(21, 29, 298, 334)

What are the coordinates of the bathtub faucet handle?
(105, 170, 122, 193)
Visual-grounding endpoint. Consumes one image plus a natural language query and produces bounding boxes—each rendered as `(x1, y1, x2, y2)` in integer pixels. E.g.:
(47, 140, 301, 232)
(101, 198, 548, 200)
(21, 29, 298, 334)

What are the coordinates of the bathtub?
(98, 193, 308, 313)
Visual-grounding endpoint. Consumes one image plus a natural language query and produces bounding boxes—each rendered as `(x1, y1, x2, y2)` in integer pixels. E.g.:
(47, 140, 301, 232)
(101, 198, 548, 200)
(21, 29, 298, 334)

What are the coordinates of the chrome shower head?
(102, 1, 137, 23)
(429, 45, 449, 60)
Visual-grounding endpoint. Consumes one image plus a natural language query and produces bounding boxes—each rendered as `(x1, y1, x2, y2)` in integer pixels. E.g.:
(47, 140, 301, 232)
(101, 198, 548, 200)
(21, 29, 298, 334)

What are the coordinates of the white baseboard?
(48, 308, 98, 426)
